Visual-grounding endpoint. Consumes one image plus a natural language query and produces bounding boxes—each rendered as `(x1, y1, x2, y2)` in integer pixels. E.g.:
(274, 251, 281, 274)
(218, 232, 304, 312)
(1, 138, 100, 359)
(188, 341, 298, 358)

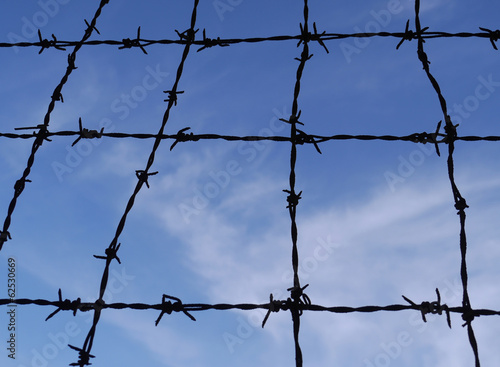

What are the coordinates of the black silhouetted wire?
(0, 0, 109, 251)
(0, 0, 498, 366)
(278, 0, 315, 364)
(1, 28, 500, 53)
(63, 1, 201, 365)
(4, 294, 500, 316)
(414, 0, 479, 364)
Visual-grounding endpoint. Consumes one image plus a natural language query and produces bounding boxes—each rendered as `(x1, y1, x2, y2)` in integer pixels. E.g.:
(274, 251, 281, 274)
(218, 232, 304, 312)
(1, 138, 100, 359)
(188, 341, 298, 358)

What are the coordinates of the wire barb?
(135, 170, 158, 189)
(72, 118, 104, 146)
(37, 29, 66, 54)
(170, 127, 199, 150)
(155, 294, 196, 325)
(45, 289, 82, 321)
(175, 28, 199, 43)
(262, 294, 290, 328)
(402, 288, 452, 328)
(94, 242, 121, 264)
(197, 29, 230, 52)
(163, 90, 184, 105)
(296, 129, 322, 154)
(119, 26, 147, 54)
(68, 345, 95, 367)
(84, 19, 100, 35)
(479, 27, 499, 50)
(283, 189, 302, 209)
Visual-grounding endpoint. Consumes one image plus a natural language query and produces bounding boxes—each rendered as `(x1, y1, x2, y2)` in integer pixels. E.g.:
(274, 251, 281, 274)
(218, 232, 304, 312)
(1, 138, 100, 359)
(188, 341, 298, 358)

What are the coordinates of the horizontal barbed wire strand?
(0, 29, 498, 52)
(1, 129, 500, 143)
(2, 295, 500, 318)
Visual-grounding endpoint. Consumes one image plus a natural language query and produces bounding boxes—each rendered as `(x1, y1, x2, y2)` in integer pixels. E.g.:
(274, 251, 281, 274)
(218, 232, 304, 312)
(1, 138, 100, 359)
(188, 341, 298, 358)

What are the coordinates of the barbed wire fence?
(0, 0, 499, 366)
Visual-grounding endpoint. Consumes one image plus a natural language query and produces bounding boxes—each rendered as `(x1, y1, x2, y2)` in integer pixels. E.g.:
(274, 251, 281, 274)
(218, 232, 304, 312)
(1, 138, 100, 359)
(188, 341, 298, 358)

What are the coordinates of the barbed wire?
(0, 0, 110, 251)
(1, 29, 499, 54)
(1, 128, 500, 145)
(2, 293, 500, 318)
(0, 0, 498, 366)
(413, 0, 479, 363)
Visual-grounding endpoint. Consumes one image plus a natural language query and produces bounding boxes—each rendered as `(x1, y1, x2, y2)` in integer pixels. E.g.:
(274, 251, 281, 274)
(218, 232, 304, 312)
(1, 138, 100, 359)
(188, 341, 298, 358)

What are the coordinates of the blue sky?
(1, 0, 500, 366)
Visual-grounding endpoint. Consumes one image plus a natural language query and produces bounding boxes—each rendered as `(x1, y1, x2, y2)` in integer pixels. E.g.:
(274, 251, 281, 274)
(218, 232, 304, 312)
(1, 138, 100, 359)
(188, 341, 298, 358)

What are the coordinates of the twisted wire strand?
(1, 29, 498, 52)
(414, 0, 480, 365)
(1, 129, 499, 144)
(3, 296, 500, 318)
(72, 1, 200, 365)
(0, 0, 110, 251)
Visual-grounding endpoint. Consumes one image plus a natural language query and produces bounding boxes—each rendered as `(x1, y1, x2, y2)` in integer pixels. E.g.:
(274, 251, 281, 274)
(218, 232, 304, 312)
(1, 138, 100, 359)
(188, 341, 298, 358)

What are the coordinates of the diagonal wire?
(0, 0, 109, 251)
(72, 1, 200, 365)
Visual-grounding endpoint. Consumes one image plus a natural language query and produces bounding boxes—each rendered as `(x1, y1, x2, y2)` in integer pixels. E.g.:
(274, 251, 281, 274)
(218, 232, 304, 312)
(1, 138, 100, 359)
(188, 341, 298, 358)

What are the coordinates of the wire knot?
(461, 307, 476, 327)
(298, 22, 329, 53)
(402, 288, 451, 328)
(14, 178, 32, 196)
(175, 28, 199, 43)
(36, 125, 52, 145)
(163, 90, 185, 106)
(197, 29, 230, 52)
(52, 91, 64, 103)
(261, 294, 290, 328)
(294, 48, 313, 62)
(411, 120, 444, 156)
(68, 54, 78, 71)
(135, 170, 158, 189)
(454, 197, 469, 213)
(14, 124, 52, 145)
(94, 242, 121, 264)
(37, 30, 65, 54)
(72, 118, 104, 146)
(155, 294, 196, 326)
(296, 129, 322, 154)
(119, 27, 147, 54)
(68, 345, 95, 367)
(45, 289, 82, 321)
(84, 19, 100, 37)
(443, 118, 459, 143)
(0, 231, 12, 246)
(170, 127, 198, 150)
(479, 27, 499, 50)
(280, 111, 304, 126)
(396, 20, 417, 49)
(287, 284, 311, 316)
(283, 189, 302, 209)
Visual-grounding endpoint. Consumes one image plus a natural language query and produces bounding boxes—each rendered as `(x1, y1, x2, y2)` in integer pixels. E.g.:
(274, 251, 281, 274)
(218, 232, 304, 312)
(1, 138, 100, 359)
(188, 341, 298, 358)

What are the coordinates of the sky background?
(1, 0, 500, 366)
